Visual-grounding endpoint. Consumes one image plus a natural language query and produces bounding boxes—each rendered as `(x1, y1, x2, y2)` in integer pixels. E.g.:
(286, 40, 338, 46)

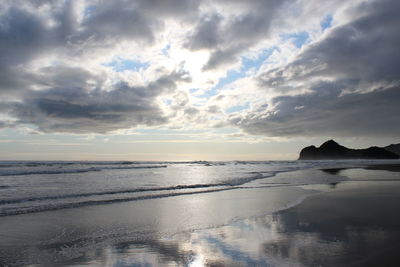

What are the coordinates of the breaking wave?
(0, 165, 167, 176)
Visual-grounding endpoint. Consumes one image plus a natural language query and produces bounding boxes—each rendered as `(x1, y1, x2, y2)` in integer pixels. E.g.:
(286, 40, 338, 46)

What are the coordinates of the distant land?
(299, 140, 400, 160)
(385, 144, 400, 157)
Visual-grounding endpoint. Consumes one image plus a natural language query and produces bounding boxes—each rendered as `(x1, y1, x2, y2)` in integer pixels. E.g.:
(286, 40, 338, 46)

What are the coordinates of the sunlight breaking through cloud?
(0, 0, 399, 153)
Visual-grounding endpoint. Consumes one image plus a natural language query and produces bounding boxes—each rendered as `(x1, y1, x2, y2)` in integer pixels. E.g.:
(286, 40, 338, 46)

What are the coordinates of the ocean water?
(0, 160, 387, 217)
(1, 160, 399, 266)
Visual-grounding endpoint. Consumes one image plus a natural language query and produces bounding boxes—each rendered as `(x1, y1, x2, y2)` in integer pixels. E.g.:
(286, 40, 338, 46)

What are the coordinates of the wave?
(0, 162, 75, 168)
(0, 160, 234, 169)
(0, 172, 271, 206)
(0, 167, 102, 176)
(0, 183, 228, 205)
(0, 164, 18, 168)
(0, 187, 239, 217)
(0, 165, 167, 176)
(0, 162, 362, 217)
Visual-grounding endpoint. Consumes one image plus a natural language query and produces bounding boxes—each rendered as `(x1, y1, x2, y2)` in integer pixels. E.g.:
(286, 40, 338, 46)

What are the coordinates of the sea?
(1, 160, 400, 266)
(0, 159, 388, 217)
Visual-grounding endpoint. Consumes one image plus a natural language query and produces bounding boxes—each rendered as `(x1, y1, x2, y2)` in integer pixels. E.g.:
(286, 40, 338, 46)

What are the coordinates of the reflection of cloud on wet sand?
(175, 180, 400, 267)
(2, 170, 400, 266)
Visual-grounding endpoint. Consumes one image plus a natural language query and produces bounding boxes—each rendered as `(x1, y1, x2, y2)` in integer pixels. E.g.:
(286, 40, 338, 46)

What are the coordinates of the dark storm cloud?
(234, 83, 400, 137)
(185, 0, 290, 70)
(185, 15, 221, 50)
(137, 0, 200, 18)
(0, 7, 48, 66)
(235, 0, 400, 138)
(72, 0, 200, 46)
(75, 1, 158, 46)
(5, 69, 189, 133)
(0, 6, 53, 92)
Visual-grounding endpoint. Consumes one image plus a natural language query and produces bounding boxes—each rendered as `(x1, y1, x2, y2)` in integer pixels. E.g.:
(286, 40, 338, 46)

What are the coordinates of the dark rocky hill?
(299, 140, 399, 160)
(385, 144, 400, 156)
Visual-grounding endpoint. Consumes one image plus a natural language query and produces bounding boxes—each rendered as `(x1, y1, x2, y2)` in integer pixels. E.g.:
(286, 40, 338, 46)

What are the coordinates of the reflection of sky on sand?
(1, 169, 400, 266)
(0, 183, 311, 266)
(104, 189, 400, 267)
(177, 216, 310, 266)
(101, 180, 400, 267)
(185, 220, 276, 266)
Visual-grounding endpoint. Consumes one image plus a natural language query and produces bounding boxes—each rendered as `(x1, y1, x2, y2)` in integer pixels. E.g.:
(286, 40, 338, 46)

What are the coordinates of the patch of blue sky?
(220, 47, 276, 88)
(162, 98, 172, 105)
(320, 14, 333, 30)
(84, 5, 96, 17)
(190, 88, 200, 94)
(241, 47, 276, 72)
(161, 43, 171, 56)
(225, 103, 250, 114)
(215, 70, 245, 90)
(103, 58, 149, 72)
(281, 32, 309, 48)
(197, 48, 276, 99)
(195, 70, 244, 99)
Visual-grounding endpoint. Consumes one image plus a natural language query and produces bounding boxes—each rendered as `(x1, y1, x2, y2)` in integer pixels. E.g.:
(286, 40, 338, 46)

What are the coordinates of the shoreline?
(168, 166, 400, 266)
(1, 162, 400, 266)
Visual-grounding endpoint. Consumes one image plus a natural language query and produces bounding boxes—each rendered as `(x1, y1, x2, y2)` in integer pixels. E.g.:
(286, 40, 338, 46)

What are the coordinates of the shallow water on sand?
(0, 161, 400, 266)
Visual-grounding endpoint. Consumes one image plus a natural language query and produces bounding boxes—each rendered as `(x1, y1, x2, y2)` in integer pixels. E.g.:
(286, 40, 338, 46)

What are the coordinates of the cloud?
(0, 6, 53, 92)
(0, 0, 195, 133)
(185, 0, 292, 70)
(74, 0, 200, 48)
(258, 0, 400, 90)
(184, 15, 221, 51)
(234, 84, 400, 137)
(0, 120, 16, 129)
(4, 68, 189, 133)
(0, 0, 196, 92)
(0, 0, 399, 140)
(234, 0, 400, 137)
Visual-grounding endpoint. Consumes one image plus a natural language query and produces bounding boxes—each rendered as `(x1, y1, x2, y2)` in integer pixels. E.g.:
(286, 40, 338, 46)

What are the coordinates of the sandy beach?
(0, 162, 399, 266)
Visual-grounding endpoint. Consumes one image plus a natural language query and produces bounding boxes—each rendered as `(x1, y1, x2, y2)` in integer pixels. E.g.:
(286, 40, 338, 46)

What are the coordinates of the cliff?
(299, 140, 399, 160)
(384, 144, 400, 156)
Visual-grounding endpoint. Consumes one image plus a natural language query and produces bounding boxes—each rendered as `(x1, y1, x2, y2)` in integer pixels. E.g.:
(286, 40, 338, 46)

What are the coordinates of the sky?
(0, 0, 399, 161)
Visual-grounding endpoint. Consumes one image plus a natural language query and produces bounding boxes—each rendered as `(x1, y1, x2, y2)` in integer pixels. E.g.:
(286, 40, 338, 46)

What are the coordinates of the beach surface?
(0, 161, 400, 266)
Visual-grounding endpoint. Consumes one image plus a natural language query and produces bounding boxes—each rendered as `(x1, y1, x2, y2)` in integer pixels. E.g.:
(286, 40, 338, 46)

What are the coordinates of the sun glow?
(188, 254, 205, 267)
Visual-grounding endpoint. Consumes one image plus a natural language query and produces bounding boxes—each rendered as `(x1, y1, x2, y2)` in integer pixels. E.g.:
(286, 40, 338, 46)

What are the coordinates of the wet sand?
(171, 167, 400, 267)
(321, 163, 400, 174)
(267, 181, 400, 266)
(364, 163, 400, 172)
